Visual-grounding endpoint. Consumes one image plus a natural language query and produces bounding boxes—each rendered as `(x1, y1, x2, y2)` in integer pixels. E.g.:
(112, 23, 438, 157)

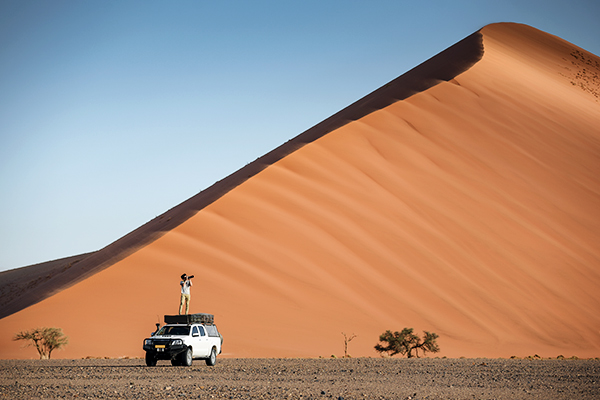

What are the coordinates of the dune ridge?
(0, 29, 483, 320)
(1, 23, 599, 359)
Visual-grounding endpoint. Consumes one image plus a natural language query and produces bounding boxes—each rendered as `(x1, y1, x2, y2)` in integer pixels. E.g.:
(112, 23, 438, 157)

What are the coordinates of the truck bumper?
(143, 344, 186, 359)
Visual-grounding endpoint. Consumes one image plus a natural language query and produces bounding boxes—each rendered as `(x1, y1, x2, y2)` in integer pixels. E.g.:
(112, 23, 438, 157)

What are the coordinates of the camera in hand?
(188, 275, 194, 279)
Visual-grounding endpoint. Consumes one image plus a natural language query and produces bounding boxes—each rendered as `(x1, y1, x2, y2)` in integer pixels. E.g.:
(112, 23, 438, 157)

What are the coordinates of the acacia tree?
(374, 328, 439, 358)
(13, 327, 69, 359)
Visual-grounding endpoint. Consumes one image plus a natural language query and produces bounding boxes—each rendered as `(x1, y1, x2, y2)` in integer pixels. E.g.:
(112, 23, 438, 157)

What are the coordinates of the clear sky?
(1, 0, 599, 272)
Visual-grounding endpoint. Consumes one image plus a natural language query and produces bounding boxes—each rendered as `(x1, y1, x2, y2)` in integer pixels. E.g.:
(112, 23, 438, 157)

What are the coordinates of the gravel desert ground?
(1, 358, 599, 399)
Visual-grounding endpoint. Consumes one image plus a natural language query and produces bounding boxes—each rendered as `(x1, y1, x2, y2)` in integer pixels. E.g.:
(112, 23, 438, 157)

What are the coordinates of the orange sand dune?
(1, 23, 599, 360)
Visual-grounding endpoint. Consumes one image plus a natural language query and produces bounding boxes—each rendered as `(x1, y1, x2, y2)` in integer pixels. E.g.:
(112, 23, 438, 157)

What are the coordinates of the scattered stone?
(0, 358, 598, 399)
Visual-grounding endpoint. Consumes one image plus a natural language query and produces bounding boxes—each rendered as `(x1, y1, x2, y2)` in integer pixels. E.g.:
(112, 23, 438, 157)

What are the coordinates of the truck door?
(191, 325, 210, 357)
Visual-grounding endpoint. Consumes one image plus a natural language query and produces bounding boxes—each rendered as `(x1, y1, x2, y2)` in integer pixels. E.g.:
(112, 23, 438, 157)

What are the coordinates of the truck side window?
(199, 326, 206, 336)
(192, 326, 199, 337)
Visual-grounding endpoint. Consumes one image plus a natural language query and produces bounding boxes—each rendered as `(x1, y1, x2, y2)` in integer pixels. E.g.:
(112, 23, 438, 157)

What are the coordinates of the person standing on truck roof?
(179, 273, 193, 315)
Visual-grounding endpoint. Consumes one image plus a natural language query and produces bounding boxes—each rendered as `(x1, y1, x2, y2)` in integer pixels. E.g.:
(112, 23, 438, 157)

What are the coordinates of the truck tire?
(181, 347, 193, 366)
(145, 352, 157, 367)
(205, 347, 217, 366)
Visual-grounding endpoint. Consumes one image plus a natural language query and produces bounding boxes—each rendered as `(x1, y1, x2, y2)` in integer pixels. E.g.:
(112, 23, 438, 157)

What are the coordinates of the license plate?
(155, 345, 165, 348)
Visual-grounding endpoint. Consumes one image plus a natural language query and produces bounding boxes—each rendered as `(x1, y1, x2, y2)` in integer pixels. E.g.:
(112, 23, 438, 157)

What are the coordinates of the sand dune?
(1, 23, 599, 360)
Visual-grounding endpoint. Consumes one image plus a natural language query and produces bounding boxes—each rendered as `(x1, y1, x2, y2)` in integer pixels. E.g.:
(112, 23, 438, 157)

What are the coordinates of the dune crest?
(0, 28, 483, 321)
(1, 23, 599, 359)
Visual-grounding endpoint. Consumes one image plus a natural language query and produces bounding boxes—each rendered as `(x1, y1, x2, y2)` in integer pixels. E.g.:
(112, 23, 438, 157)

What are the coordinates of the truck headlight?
(144, 339, 153, 346)
(171, 339, 183, 346)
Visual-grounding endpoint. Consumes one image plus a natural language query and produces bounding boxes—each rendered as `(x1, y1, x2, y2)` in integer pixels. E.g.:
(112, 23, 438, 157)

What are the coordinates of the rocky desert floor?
(1, 357, 599, 399)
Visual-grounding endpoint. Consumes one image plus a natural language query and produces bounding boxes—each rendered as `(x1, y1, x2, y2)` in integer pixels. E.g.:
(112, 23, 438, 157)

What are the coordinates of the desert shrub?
(374, 328, 439, 358)
(13, 327, 68, 359)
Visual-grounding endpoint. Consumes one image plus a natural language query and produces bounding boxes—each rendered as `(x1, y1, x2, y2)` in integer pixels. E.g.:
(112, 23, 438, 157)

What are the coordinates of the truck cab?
(143, 314, 222, 366)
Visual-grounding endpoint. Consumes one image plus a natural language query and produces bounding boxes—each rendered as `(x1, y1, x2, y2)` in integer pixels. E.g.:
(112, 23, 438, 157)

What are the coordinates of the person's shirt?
(180, 280, 192, 295)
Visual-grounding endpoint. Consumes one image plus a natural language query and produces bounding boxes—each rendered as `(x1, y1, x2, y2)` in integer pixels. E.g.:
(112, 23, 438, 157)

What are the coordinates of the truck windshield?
(157, 326, 190, 336)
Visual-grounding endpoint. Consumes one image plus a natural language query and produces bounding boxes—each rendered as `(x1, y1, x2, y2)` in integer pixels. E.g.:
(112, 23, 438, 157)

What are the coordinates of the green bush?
(374, 327, 440, 358)
(13, 327, 69, 359)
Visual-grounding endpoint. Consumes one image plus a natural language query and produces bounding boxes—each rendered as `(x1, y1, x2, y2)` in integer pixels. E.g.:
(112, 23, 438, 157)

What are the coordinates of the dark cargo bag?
(164, 313, 214, 325)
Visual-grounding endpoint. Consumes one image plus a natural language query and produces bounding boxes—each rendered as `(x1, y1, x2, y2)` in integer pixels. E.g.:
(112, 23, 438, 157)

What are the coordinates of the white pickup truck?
(143, 314, 222, 367)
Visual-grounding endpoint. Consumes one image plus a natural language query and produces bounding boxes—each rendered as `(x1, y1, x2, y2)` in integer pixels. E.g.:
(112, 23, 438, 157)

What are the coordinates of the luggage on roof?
(164, 313, 214, 325)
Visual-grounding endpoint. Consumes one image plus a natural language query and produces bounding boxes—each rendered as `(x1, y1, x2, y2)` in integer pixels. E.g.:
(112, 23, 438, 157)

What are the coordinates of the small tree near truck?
(13, 327, 69, 359)
(374, 327, 439, 358)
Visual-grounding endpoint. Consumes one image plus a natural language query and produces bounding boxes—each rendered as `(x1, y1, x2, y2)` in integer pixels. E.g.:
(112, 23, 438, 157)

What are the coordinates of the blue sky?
(1, 0, 599, 272)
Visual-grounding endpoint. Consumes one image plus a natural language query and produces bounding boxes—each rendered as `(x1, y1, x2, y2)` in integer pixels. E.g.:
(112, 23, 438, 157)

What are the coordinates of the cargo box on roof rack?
(164, 313, 214, 325)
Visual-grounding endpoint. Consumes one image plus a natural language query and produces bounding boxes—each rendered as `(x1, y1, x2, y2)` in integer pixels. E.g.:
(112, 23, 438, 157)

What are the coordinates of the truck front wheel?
(181, 347, 193, 366)
(145, 352, 157, 367)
